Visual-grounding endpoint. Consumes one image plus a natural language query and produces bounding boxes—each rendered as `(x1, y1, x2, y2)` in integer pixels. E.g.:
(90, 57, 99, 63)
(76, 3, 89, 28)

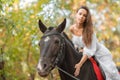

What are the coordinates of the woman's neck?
(75, 23, 83, 29)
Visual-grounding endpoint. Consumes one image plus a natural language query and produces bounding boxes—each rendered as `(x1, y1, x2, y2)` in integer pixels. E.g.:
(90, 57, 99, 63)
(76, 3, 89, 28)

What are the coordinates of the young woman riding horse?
(37, 19, 106, 80)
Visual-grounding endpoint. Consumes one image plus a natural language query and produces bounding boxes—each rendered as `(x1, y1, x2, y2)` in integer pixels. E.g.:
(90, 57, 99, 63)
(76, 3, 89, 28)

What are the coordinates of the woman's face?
(76, 8, 87, 25)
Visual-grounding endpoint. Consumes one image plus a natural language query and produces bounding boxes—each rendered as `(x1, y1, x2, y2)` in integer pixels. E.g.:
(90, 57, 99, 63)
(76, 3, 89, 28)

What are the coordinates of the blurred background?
(0, 0, 120, 80)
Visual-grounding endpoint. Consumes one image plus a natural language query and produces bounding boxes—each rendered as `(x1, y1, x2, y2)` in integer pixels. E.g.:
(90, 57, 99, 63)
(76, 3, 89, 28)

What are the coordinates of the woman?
(69, 6, 120, 80)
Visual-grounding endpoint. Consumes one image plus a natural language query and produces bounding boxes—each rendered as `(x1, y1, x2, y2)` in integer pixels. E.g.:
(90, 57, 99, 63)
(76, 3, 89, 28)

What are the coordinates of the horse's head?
(37, 19, 66, 77)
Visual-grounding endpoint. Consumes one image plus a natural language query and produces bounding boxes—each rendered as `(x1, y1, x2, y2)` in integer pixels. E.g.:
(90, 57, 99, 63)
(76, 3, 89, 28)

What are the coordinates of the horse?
(37, 19, 104, 80)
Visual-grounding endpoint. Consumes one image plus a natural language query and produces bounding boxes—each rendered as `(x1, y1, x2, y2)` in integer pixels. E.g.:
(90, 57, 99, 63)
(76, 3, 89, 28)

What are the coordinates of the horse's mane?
(48, 27, 54, 30)
(61, 32, 82, 57)
(61, 32, 74, 47)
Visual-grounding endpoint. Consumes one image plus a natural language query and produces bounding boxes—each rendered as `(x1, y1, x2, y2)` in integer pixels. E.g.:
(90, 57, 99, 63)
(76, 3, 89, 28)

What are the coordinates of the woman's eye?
(84, 14, 87, 17)
(79, 13, 82, 15)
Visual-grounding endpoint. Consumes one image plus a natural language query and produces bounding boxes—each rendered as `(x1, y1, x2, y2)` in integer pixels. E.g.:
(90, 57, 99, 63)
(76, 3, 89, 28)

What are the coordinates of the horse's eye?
(55, 40, 59, 44)
(38, 41, 41, 46)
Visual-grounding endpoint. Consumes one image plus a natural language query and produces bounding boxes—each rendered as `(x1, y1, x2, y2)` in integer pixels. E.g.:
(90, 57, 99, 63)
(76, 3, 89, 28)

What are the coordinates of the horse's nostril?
(37, 62, 48, 72)
(43, 63, 47, 68)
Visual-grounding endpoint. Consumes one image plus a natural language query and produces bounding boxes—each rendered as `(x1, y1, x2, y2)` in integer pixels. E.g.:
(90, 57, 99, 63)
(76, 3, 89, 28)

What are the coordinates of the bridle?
(41, 32, 65, 66)
(41, 32, 80, 80)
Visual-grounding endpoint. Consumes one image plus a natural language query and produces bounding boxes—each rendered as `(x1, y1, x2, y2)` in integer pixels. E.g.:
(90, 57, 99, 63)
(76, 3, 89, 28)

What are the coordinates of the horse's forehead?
(44, 36, 50, 42)
(42, 34, 60, 43)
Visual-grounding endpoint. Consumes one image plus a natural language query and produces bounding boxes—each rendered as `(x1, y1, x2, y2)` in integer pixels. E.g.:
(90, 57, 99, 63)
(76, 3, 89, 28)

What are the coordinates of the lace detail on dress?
(71, 34, 84, 49)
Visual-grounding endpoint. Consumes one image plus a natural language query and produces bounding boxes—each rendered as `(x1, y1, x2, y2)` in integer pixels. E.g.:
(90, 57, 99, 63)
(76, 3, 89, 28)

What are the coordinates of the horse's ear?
(38, 20, 47, 33)
(56, 18, 66, 33)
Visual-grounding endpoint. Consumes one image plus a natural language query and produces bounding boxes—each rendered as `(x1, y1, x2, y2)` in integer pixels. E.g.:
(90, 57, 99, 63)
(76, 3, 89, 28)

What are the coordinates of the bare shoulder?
(69, 24, 75, 32)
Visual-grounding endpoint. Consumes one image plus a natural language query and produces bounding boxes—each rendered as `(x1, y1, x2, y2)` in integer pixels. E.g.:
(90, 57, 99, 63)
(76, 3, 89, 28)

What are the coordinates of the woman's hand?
(79, 49, 83, 52)
(79, 47, 83, 52)
(74, 63, 81, 76)
(74, 54, 88, 76)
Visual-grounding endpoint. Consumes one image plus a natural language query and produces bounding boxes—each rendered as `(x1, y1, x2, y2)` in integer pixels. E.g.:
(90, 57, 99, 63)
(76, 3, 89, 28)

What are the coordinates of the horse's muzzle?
(37, 70, 49, 77)
(37, 59, 54, 77)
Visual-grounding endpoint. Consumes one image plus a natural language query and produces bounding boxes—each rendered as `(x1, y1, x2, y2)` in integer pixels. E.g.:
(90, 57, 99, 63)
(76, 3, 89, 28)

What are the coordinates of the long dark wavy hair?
(77, 6, 94, 47)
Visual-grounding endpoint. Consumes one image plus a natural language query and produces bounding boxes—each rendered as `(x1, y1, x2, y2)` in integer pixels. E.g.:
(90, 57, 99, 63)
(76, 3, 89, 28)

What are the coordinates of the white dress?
(72, 34, 120, 80)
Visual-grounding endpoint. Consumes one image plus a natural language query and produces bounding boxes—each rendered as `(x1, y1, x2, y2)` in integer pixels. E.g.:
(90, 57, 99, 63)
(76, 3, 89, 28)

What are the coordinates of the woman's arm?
(74, 34, 98, 76)
(74, 54, 88, 76)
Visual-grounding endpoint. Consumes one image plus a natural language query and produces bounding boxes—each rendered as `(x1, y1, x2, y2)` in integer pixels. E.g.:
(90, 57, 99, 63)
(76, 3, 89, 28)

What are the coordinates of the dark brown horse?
(37, 19, 99, 80)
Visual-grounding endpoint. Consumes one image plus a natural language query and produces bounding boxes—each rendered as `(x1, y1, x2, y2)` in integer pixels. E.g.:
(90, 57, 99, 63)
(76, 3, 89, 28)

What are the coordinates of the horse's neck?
(64, 43, 82, 67)
(58, 40, 82, 80)
(60, 35, 82, 70)
(57, 34, 82, 80)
